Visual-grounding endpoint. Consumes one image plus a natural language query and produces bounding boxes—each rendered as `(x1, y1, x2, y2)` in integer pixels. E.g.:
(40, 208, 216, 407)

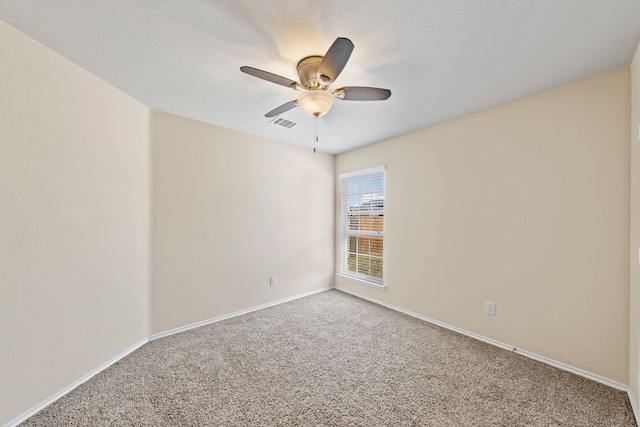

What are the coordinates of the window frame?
(338, 165, 386, 289)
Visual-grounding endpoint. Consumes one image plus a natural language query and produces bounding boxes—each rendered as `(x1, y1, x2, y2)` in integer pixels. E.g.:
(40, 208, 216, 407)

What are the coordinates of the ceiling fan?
(240, 37, 391, 119)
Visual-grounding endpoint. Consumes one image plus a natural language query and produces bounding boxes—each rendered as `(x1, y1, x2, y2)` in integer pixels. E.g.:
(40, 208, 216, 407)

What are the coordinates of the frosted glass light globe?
(298, 90, 334, 117)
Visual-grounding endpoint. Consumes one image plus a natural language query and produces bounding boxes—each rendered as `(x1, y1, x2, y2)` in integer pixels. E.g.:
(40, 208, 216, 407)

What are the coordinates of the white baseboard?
(334, 286, 629, 392)
(513, 347, 627, 391)
(5, 338, 148, 427)
(149, 286, 333, 341)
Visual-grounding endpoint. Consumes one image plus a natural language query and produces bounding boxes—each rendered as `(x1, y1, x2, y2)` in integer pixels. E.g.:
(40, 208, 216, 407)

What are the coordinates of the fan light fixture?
(240, 37, 392, 152)
(297, 90, 334, 117)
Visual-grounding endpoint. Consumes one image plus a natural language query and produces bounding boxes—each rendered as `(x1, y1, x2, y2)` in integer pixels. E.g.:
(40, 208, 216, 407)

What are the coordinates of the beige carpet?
(20, 290, 636, 426)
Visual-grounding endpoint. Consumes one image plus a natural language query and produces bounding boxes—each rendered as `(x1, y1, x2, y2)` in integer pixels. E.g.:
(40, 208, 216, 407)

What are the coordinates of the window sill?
(336, 273, 386, 290)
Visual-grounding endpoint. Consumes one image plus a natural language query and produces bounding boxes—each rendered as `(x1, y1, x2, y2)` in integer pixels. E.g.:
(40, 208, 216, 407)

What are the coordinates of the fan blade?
(240, 66, 299, 89)
(334, 86, 391, 101)
(317, 37, 354, 83)
(265, 100, 298, 117)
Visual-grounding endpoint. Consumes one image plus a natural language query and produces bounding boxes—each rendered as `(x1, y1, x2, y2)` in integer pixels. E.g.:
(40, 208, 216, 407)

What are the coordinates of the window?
(339, 166, 385, 287)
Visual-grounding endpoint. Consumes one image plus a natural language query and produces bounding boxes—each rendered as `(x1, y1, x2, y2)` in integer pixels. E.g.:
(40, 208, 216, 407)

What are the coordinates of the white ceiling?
(2, 1, 640, 154)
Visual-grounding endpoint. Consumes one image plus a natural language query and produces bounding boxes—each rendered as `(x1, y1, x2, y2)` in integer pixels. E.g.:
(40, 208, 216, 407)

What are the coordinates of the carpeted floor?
(20, 289, 637, 426)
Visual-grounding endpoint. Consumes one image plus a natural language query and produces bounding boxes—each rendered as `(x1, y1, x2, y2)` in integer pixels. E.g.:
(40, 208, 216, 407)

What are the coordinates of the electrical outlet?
(485, 301, 495, 316)
(269, 276, 277, 286)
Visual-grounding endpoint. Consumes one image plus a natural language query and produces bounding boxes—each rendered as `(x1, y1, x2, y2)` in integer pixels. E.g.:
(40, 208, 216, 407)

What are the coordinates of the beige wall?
(336, 69, 631, 384)
(630, 42, 640, 409)
(0, 21, 150, 425)
(150, 110, 335, 334)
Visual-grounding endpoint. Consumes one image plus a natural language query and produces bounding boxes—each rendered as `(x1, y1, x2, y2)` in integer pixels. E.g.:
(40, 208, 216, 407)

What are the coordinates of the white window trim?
(339, 165, 386, 287)
(338, 165, 386, 180)
(336, 272, 386, 290)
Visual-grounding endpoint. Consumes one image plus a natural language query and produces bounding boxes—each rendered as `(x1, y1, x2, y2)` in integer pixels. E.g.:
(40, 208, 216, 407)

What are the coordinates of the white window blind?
(340, 166, 385, 284)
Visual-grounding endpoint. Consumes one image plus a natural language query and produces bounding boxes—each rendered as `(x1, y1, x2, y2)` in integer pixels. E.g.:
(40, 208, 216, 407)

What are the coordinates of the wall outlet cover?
(485, 301, 495, 316)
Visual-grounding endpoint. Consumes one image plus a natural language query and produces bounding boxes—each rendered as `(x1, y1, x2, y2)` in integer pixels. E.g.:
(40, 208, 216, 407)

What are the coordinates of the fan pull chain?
(313, 114, 319, 153)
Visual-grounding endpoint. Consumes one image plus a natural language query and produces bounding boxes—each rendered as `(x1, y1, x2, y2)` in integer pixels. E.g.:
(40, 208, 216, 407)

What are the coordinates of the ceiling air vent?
(269, 117, 297, 129)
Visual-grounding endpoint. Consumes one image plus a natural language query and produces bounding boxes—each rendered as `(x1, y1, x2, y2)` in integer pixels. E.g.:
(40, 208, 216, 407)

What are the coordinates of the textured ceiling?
(2, 1, 640, 154)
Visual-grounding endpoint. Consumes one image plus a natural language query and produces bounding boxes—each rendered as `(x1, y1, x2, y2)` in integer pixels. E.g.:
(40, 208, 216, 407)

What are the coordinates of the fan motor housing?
(297, 56, 326, 90)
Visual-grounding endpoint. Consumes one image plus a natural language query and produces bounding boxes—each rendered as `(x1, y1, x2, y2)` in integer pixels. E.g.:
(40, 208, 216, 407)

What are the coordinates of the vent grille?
(269, 117, 297, 129)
